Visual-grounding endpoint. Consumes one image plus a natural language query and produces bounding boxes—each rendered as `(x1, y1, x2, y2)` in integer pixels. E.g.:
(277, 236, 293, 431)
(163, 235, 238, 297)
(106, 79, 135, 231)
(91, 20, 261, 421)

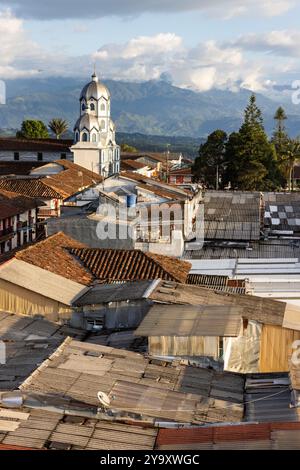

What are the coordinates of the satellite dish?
(97, 391, 111, 408)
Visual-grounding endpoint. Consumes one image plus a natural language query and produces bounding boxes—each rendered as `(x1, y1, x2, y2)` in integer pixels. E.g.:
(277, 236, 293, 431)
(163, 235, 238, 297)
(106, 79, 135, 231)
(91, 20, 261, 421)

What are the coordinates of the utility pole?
(166, 144, 170, 182)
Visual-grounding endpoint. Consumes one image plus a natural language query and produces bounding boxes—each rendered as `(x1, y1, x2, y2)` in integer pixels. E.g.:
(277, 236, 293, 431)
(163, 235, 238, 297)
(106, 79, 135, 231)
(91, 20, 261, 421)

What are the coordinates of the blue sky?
(0, 0, 300, 94)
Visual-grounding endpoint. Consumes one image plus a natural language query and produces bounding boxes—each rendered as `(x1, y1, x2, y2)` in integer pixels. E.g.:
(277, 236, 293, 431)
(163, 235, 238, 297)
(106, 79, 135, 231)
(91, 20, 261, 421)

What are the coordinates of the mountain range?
(1, 77, 300, 140)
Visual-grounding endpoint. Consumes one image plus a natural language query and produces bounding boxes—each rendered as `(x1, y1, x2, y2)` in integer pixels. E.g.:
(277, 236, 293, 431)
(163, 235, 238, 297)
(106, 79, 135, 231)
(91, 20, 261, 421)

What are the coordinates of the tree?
(17, 120, 49, 139)
(48, 118, 69, 139)
(223, 94, 281, 190)
(120, 143, 138, 153)
(192, 130, 228, 188)
(273, 106, 288, 151)
(281, 138, 300, 191)
(272, 107, 290, 188)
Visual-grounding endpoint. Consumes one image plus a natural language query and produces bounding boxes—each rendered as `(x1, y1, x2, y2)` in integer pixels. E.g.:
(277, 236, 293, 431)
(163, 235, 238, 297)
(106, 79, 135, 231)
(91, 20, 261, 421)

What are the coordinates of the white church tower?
(71, 73, 120, 176)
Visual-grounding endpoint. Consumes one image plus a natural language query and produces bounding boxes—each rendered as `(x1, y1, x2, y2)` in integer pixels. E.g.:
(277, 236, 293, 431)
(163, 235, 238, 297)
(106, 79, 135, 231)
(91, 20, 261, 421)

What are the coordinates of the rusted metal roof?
(156, 422, 300, 450)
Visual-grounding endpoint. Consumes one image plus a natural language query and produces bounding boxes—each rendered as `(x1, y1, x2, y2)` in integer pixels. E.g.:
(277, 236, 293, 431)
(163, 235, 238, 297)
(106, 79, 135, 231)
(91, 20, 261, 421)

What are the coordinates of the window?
(61, 153, 67, 159)
(100, 103, 105, 111)
(81, 102, 85, 111)
(100, 120, 105, 130)
(90, 103, 95, 111)
(92, 134, 97, 142)
(37, 152, 43, 161)
(82, 132, 88, 142)
(75, 131, 79, 143)
(14, 152, 19, 161)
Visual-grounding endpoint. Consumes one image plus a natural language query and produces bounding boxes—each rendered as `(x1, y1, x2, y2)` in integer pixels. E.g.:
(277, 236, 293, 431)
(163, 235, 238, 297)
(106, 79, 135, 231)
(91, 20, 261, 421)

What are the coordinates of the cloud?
(92, 34, 270, 92)
(231, 30, 300, 58)
(0, 0, 294, 20)
(0, 9, 297, 96)
(0, 9, 42, 78)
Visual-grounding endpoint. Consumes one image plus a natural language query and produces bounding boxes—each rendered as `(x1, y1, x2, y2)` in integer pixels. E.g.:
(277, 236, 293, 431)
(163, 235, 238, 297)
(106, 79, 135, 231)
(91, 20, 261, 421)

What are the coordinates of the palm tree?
(282, 138, 300, 191)
(48, 118, 69, 139)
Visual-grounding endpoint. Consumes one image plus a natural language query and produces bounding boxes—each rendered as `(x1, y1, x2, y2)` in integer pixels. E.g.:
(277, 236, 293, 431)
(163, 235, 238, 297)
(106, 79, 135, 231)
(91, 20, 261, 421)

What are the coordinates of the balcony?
(0, 226, 14, 242)
(37, 208, 59, 218)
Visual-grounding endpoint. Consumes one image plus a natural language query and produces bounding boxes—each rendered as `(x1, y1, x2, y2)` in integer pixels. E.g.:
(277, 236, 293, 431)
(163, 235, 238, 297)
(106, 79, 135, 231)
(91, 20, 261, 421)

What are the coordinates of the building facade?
(0, 138, 73, 162)
(0, 193, 38, 256)
(72, 73, 120, 177)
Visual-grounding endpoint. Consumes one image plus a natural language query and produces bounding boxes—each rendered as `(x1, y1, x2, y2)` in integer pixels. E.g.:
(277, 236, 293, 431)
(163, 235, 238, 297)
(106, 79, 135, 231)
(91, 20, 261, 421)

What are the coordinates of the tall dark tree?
(192, 130, 227, 188)
(272, 107, 290, 188)
(273, 106, 288, 149)
(223, 94, 281, 190)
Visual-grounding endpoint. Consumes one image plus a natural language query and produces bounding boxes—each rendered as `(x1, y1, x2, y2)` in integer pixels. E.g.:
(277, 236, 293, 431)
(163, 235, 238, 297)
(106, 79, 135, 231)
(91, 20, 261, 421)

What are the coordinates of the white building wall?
(0, 151, 73, 162)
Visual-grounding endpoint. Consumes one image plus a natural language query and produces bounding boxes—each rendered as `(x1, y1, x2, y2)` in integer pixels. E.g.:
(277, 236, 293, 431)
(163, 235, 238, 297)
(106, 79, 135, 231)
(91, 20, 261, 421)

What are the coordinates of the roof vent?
(0, 391, 24, 408)
(97, 391, 111, 410)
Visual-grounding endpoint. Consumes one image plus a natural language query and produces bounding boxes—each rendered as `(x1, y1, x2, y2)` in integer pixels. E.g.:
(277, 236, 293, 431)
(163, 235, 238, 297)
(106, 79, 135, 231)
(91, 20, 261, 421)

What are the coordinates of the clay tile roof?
(16, 232, 94, 286)
(0, 189, 41, 219)
(42, 160, 103, 199)
(0, 137, 73, 152)
(69, 248, 191, 284)
(0, 178, 63, 199)
(0, 161, 102, 200)
(121, 159, 149, 171)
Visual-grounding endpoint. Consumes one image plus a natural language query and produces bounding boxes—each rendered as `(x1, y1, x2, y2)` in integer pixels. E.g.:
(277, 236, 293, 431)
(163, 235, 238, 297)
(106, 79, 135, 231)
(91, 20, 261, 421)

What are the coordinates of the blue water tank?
(126, 194, 137, 207)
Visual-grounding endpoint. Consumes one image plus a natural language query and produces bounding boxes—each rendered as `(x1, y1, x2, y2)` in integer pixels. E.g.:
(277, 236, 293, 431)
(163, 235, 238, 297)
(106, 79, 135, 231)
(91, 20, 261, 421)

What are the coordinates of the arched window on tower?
(82, 132, 88, 142)
(100, 103, 105, 112)
(92, 133, 97, 142)
(81, 102, 86, 112)
(90, 103, 95, 111)
(75, 131, 79, 143)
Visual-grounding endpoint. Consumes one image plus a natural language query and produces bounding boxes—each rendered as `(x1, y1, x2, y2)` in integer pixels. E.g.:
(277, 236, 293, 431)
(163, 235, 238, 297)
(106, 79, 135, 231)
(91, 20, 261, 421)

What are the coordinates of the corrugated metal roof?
(150, 281, 288, 327)
(20, 338, 245, 425)
(74, 280, 156, 306)
(203, 191, 262, 241)
(156, 422, 300, 450)
(134, 305, 242, 337)
(184, 240, 300, 260)
(0, 312, 85, 391)
(0, 259, 89, 305)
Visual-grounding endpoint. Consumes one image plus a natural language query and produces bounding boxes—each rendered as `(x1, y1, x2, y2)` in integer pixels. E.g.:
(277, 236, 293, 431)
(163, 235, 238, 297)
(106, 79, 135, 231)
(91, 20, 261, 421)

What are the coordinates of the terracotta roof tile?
(0, 160, 102, 200)
(0, 178, 63, 199)
(41, 160, 102, 199)
(16, 232, 93, 286)
(70, 248, 191, 283)
(121, 160, 149, 171)
(0, 137, 73, 152)
(0, 189, 41, 219)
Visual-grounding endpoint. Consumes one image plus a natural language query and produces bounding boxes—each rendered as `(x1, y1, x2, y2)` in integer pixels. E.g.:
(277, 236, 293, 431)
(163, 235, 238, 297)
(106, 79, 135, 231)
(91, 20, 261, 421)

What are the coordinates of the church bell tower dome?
(80, 73, 110, 102)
